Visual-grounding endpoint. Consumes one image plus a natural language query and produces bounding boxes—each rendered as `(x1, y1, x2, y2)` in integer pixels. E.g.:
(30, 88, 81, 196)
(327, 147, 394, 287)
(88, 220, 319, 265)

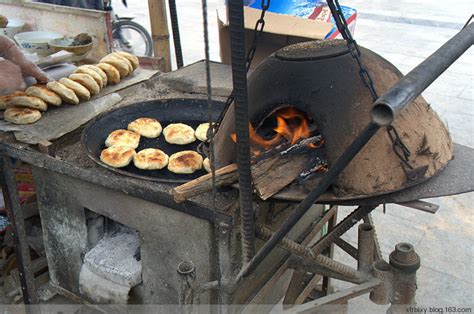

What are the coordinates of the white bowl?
(0, 18, 25, 39)
(14, 31, 63, 56)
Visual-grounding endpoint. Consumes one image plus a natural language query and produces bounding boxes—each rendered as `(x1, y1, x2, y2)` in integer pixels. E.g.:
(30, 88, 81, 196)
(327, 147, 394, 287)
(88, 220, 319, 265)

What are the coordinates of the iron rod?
(311, 205, 376, 256)
(284, 280, 380, 313)
(168, 0, 183, 68)
(372, 22, 474, 126)
(240, 123, 380, 277)
(256, 225, 362, 282)
(228, 0, 256, 262)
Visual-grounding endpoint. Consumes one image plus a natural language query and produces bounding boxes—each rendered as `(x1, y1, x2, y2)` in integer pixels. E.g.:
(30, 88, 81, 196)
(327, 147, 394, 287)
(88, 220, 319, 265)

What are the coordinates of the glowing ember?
(231, 107, 320, 152)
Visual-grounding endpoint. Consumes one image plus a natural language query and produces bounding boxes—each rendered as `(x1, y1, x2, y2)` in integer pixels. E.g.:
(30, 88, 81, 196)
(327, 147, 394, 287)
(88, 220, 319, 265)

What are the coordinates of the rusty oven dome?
(214, 40, 453, 198)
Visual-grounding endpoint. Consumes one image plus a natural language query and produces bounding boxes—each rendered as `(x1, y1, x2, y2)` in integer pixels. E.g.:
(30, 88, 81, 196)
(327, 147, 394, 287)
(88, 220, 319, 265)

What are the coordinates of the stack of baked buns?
(100, 118, 214, 175)
(0, 51, 139, 125)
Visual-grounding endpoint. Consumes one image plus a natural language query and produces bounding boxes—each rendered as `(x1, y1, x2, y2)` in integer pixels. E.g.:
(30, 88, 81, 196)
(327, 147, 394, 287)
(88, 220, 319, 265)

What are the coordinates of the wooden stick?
(172, 163, 239, 203)
(148, 0, 172, 72)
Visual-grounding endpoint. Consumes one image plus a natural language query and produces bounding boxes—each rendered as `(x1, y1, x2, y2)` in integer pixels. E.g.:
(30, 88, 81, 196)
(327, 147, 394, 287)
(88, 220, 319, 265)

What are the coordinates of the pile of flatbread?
(0, 51, 139, 125)
(100, 118, 213, 175)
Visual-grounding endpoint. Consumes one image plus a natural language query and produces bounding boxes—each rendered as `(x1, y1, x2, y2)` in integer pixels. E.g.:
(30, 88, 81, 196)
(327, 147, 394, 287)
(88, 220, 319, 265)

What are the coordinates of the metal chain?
(216, 0, 271, 126)
(327, 0, 413, 170)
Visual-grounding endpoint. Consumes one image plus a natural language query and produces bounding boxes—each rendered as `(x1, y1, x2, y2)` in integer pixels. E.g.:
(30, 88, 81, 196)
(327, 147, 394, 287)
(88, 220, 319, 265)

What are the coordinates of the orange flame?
(231, 107, 317, 152)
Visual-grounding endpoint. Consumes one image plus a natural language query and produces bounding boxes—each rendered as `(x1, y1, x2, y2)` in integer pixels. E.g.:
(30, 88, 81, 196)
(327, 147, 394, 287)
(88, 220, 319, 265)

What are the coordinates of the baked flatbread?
(8, 96, 48, 111)
(0, 91, 26, 110)
(100, 146, 136, 168)
(105, 129, 141, 149)
(25, 85, 62, 107)
(58, 78, 91, 101)
(69, 73, 100, 95)
(195, 122, 211, 142)
(127, 117, 162, 138)
(115, 51, 139, 70)
(82, 65, 108, 86)
(133, 148, 169, 170)
(203, 157, 212, 173)
(74, 66, 105, 89)
(97, 63, 121, 84)
(100, 55, 130, 78)
(167, 151, 203, 174)
(163, 123, 196, 145)
(111, 52, 133, 73)
(47, 81, 79, 105)
(4, 107, 41, 124)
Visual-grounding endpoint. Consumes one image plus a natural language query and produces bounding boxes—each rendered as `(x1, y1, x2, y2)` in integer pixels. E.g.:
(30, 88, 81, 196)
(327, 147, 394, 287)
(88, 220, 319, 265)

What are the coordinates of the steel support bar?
(0, 157, 37, 303)
(333, 237, 358, 260)
(311, 205, 377, 256)
(256, 225, 362, 283)
(284, 280, 380, 313)
(228, 0, 256, 263)
(168, 0, 183, 68)
(372, 22, 474, 126)
(287, 255, 363, 285)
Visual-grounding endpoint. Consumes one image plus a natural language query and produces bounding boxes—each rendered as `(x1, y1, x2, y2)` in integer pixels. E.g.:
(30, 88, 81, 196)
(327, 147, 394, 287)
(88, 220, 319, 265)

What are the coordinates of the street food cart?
(0, 0, 473, 311)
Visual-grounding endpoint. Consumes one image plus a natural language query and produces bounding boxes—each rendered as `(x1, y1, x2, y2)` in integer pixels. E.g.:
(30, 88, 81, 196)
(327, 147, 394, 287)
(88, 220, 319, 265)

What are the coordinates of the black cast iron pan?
(82, 98, 225, 183)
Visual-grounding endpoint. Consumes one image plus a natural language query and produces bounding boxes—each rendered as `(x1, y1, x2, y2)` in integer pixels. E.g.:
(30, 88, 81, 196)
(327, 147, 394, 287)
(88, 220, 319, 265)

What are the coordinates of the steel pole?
(372, 22, 474, 126)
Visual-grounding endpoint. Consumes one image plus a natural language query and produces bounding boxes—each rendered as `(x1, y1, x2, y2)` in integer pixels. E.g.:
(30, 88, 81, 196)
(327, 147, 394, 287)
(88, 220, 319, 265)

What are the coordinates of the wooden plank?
(172, 163, 239, 202)
(148, 0, 172, 72)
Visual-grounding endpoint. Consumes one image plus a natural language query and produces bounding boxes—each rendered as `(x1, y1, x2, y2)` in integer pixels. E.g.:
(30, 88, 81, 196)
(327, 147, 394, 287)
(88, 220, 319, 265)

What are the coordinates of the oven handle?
(372, 22, 474, 126)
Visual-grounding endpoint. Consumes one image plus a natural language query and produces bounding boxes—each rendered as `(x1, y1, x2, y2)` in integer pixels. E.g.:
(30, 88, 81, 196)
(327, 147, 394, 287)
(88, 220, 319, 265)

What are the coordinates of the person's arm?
(0, 35, 49, 82)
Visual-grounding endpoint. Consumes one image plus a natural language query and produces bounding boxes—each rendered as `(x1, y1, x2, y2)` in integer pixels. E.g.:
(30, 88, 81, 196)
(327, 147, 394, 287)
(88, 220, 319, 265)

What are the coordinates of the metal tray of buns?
(82, 98, 224, 183)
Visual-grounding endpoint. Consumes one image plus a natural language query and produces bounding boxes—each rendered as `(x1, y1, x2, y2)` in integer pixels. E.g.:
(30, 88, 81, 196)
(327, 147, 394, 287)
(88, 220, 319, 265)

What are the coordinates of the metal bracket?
(396, 200, 439, 214)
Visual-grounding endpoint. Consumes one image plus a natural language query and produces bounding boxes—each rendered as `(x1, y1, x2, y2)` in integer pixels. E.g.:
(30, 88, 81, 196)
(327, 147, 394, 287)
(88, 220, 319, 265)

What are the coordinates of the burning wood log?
(172, 142, 325, 203)
(172, 153, 310, 203)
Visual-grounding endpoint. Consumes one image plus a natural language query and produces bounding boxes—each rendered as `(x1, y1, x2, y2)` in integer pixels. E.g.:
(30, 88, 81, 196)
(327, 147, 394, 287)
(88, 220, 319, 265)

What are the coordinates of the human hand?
(0, 35, 50, 87)
(0, 59, 26, 96)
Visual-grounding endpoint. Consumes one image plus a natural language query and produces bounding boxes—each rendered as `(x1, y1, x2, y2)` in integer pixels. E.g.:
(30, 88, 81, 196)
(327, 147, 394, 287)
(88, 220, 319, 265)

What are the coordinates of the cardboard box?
(218, 7, 333, 68)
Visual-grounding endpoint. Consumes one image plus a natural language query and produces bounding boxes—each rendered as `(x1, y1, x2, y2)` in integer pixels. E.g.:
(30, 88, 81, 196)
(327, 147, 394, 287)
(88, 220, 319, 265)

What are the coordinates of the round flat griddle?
(82, 98, 225, 183)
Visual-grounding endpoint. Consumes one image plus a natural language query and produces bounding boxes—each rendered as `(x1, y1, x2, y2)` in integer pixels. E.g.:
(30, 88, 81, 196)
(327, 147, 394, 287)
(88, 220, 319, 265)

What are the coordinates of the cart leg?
(0, 157, 37, 303)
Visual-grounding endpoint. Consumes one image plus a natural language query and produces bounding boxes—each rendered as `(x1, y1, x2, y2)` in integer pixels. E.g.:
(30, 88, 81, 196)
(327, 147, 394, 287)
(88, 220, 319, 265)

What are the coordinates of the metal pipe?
(240, 123, 380, 277)
(370, 260, 392, 305)
(228, 0, 256, 263)
(372, 22, 474, 126)
(177, 261, 197, 309)
(168, 0, 184, 68)
(358, 223, 375, 275)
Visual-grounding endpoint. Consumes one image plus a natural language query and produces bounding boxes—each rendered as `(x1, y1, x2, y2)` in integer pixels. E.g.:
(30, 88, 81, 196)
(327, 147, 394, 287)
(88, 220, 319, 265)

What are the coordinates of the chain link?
(327, 0, 414, 170)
